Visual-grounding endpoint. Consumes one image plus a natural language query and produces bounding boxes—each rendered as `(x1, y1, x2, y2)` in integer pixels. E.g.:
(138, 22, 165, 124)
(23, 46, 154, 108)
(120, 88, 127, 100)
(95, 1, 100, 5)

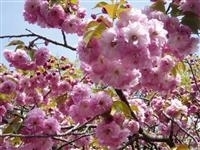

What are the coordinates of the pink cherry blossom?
(0, 80, 16, 94)
(24, 108, 45, 133)
(44, 117, 61, 134)
(181, 0, 200, 16)
(46, 5, 66, 27)
(90, 91, 113, 115)
(124, 120, 140, 134)
(34, 47, 50, 66)
(71, 83, 91, 104)
(96, 120, 130, 148)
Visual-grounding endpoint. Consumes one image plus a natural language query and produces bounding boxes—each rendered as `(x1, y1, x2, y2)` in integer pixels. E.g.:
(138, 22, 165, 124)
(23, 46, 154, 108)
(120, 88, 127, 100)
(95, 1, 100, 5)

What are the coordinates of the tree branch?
(115, 89, 175, 148)
(115, 89, 138, 121)
(0, 29, 76, 51)
(61, 30, 67, 46)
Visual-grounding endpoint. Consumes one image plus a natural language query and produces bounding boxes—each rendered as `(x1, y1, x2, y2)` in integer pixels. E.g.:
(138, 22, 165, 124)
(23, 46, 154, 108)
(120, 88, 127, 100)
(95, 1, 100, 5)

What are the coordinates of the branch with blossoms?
(115, 89, 176, 149)
(0, 0, 200, 149)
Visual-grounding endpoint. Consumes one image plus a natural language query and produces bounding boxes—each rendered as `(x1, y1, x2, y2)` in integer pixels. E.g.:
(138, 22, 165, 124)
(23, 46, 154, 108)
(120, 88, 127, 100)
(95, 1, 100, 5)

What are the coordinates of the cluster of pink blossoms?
(96, 119, 130, 149)
(0, 55, 77, 149)
(174, 0, 200, 16)
(4, 47, 50, 70)
(68, 83, 113, 123)
(20, 108, 60, 149)
(24, 0, 86, 35)
(144, 8, 199, 59)
(0, 0, 200, 149)
(78, 7, 196, 91)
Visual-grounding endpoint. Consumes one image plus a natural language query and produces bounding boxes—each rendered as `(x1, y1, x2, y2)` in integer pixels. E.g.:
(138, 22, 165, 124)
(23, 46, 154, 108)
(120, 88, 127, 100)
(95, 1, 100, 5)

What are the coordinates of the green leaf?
(181, 13, 200, 34)
(112, 101, 131, 117)
(103, 3, 119, 19)
(151, 0, 165, 13)
(15, 44, 25, 51)
(3, 117, 22, 134)
(0, 93, 15, 102)
(84, 21, 107, 44)
(55, 93, 68, 104)
(172, 144, 189, 150)
(26, 49, 36, 61)
(130, 105, 139, 112)
(177, 61, 186, 72)
(69, 0, 78, 5)
(170, 3, 182, 17)
(6, 40, 24, 47)
(50, 0, 68, 6)
(171, 61, 186, 76)
(11, 137, 22, 146)
(0, 64, 7, 73)
(103, 0, 128, 19)
(180, 72, 191, 87)
(172, 61, 191, 87)
(94, 1, 108, 8)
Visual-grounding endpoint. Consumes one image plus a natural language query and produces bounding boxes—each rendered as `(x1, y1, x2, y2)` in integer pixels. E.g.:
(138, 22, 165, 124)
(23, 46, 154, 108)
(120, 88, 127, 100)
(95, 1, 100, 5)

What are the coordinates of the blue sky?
(0, 0, 150, 64)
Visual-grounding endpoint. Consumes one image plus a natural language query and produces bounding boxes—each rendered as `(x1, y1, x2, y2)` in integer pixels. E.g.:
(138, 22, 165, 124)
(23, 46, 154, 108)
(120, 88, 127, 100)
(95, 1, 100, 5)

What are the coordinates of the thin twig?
(57, 133, 94, 150)
(0, 34, 35, 38)
(0, 30, 76, 51)
(26, 29, 76, 51)
(61, 30, 67, 46)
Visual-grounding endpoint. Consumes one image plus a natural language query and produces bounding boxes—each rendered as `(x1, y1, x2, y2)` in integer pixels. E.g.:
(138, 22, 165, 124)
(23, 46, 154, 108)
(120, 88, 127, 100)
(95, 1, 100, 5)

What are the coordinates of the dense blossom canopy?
(0, 0, 200, 150)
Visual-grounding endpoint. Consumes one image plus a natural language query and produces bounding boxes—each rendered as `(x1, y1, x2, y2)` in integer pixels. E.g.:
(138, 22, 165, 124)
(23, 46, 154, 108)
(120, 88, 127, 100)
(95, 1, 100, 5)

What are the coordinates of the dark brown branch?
(0, 29, 76, 51)
(25, 29, 76, 51)
(61, 30, 67, 46)
(139, 130, 175, 148)
(57, 133, 94, 150)
(115, 89, 175, 148)
(0, 34, 35, 38)
(115, 89, 138, 121)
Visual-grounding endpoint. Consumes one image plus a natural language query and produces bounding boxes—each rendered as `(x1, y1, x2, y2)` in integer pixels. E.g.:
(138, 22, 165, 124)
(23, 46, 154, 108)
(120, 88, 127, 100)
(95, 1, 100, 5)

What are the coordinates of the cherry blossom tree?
(0, 0, 199, 149)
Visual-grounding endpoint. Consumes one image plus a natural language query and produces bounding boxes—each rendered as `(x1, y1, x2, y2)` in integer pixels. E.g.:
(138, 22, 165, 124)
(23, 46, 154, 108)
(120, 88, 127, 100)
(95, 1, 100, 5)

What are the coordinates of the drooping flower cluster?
(4, 47, 50, 70)
(78, 7, 196, 91)
(96, 119, 130, 149)
(0, 0, 200, 149)
(19, 108, 59, 150)
(180, 0, 200, 16)
(144, 8, 199, 59)
(23, 108, 60, 135)
(68, 83, 113, 123)
(24, 0, 86, 35)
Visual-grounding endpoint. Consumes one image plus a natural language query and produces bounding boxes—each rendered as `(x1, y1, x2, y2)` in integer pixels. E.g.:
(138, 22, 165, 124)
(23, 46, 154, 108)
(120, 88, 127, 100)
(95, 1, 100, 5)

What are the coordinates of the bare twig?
(61, 30, 67, 46)
(0, 29, 76, 51)
(57, 133, 94, 150)
(26, 29, 76, 51)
